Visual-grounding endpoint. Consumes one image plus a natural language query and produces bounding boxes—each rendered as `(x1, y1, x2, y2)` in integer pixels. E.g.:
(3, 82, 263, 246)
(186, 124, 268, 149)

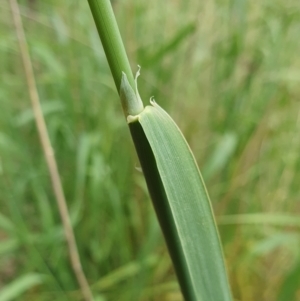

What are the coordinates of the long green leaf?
(127, 98, 232, 301)
(0, 273, 44, 301)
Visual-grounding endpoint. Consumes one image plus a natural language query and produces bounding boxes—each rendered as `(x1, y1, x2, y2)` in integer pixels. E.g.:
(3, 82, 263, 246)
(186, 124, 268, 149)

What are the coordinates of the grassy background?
(1, 0, 300, 300)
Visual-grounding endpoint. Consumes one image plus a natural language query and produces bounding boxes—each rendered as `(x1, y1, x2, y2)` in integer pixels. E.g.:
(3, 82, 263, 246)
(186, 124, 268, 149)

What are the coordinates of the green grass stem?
(87, 0, 135, 93)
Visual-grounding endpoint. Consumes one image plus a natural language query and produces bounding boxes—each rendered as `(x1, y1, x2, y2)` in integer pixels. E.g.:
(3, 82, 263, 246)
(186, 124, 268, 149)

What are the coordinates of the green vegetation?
(87, 1, 232, 299)
(1, 0, 300, 300)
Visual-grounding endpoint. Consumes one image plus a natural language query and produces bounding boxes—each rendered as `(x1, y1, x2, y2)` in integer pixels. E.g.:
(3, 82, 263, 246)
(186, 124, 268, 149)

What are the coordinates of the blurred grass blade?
(126, 91, 232, 300)
(0, 239, 19, 256)
(203, 132, 238, 180)
(218, 213, 300, 227)
(92, 255, 158, 291)
(14, 100, 65, 127)
(277, 260, 300, 301)
(141, 22, 196, 66)
(250, 233, 299, 256)
(0, 273, 44, 301)
(71, 133, 92, 223)
(0, 212, 15, 233)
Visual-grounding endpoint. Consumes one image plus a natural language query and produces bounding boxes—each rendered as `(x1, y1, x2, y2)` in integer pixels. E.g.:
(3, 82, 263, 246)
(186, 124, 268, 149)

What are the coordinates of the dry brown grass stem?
(9, 0, 94, 300)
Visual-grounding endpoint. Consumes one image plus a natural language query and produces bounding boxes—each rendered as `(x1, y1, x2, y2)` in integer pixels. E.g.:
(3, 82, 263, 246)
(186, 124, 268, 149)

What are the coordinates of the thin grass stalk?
(87, 0, 135, 92)
(9, 1, 94, 300)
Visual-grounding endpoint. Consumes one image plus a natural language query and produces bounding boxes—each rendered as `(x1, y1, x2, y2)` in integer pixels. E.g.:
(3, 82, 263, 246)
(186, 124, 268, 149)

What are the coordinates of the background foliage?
(1, 0, 300, 300)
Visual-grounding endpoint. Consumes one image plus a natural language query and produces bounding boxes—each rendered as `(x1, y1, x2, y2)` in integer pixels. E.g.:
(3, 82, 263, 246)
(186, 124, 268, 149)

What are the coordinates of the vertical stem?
(9, 1, 94, 300)
(87, 0, 135, 93)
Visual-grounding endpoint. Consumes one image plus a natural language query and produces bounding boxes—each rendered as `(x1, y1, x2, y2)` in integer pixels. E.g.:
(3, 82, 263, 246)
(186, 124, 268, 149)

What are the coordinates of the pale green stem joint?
(120, 70, 144, 117)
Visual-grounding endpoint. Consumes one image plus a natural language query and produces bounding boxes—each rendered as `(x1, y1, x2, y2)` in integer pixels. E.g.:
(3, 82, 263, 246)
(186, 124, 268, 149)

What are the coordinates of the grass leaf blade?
(129, 101, 232, 301)
(0, 273, 44, 301)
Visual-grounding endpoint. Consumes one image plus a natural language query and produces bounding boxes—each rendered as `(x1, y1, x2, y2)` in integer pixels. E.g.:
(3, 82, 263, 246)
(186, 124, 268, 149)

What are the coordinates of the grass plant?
(0, 0, 300, 300)
(87, 0, 232, 299)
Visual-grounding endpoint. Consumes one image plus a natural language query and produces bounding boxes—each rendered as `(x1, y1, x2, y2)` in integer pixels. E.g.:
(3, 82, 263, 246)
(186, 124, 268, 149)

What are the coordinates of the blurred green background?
(1, 0, 300, 300)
